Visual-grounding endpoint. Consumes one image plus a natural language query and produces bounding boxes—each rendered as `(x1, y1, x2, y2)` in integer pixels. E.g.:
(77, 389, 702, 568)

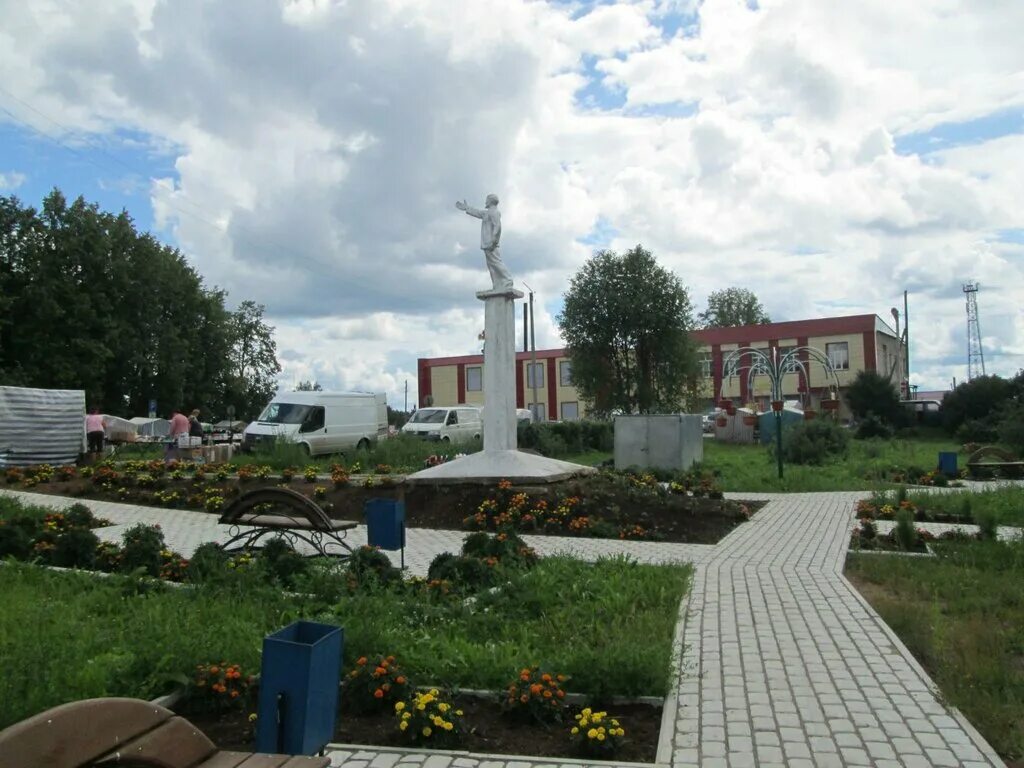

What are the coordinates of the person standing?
(189, 409, 204, 441)
(85, 408, 106, 458)
(166, 408, 190, 463)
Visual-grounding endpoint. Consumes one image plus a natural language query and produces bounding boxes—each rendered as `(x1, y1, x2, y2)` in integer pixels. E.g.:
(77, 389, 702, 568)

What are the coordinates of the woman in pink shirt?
(86, 408, 106, 456)
(165, 408, 191, 462)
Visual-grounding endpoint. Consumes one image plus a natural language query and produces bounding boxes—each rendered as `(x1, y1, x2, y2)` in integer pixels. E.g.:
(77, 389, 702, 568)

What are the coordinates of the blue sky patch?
(895, 106, 1024, 156)
(577, 215, 620, 247)
(0, 121, 176, 234)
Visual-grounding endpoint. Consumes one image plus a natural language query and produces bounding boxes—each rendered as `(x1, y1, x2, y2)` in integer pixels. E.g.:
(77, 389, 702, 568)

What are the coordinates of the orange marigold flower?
(229, 690, 239, 698)
(543, 690, 552, 698)
(209, 666, 220, 674)
(556, 690, 565, 698)
(541, 673, 551, 682)
(520, 694, 528, 703)
(373, 688, 384, 699)
(356, 657, 367, 665)
(530, 683, 542, 695)
(396, 676, 407, 685)
(375, 666, 387, 676)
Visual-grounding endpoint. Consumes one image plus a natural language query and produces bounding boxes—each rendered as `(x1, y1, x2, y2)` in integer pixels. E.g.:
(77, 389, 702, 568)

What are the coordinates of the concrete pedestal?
(406, 287, 595, 486)
(478, 287, 522, 451)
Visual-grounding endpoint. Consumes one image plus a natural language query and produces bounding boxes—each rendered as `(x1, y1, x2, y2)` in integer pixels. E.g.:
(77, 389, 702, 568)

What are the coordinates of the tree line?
(0, 190, 280, 421)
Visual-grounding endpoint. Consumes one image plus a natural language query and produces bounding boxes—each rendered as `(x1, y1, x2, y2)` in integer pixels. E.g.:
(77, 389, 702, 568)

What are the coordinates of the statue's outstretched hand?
(455, 200, 467, 211)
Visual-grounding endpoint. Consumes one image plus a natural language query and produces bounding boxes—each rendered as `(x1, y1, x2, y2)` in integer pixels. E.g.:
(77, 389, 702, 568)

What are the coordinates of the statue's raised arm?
(455, 193, 513, 291)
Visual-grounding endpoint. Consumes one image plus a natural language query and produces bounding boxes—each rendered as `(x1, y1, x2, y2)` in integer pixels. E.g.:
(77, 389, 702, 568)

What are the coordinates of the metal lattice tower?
(963, 282, 986, 380)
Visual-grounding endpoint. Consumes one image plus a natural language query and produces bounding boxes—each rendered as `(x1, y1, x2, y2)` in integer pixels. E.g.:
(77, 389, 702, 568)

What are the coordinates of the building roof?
(692, 314, 897, 345)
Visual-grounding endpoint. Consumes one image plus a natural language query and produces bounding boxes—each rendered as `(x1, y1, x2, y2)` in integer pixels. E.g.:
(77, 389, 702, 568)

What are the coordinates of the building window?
(560, 401, 579, 421)
(751, 352, 770, 376)
(529, 402, 546, 422)
(777, 346, 800, 373)
(699, 354, 712, 378)
(466, 366, 482, 392)
(723, 356, 738, 378)
(826, 342, 850, 370)
(559, 360, 573, 386)
(527, 362, 544, 389)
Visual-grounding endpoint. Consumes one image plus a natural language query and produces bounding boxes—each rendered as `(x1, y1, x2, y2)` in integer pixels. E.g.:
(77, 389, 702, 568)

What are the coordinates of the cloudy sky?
(2, 0, 1022, 408)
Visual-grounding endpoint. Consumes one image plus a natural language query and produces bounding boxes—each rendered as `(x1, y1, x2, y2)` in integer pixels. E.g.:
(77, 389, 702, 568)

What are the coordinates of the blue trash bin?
(365, 498, 405, 550)
(256, 620, 343, 755)
(938, 451, 958, 477)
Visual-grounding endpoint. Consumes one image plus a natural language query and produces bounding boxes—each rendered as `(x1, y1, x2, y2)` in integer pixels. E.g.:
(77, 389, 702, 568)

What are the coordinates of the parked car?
(402, 406, 482, 444)
(242, 391, 387, 456)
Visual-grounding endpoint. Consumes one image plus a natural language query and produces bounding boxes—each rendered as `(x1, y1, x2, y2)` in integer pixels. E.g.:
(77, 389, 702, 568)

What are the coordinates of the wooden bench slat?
(0, 697, 173, 768)
(93, 716, 216, 768)
(196, 753, 261, 768)
(236, 514, 357, 532)
(280, 757, 332, 768)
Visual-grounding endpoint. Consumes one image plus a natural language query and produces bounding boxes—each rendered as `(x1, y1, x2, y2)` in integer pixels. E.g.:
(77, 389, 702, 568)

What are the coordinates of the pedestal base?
(404, 450, 597, 486)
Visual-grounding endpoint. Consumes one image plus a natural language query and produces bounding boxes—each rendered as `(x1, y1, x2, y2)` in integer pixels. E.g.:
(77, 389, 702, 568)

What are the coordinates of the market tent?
(101, 415, 136, 441)
(129, 416, 171, 437)
(213, 420, 247, 432)
(0, 386, 85, 467)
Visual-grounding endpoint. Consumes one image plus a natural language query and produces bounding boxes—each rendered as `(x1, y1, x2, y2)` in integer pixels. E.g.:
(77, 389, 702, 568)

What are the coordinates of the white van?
(242, 391, 387, 456)
(401, 406, 482, 444)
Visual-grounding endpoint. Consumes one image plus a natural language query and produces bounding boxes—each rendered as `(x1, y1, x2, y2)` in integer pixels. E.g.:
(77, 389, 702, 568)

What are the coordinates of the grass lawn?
(846, 541, 1024, 763)
(0, 556, 689, 729)
(871, 486, 1024, 528)
(701, 434, 963, 492)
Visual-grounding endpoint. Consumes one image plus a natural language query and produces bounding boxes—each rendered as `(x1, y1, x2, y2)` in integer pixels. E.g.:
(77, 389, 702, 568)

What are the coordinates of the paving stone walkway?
(0, 488, 1008, 766)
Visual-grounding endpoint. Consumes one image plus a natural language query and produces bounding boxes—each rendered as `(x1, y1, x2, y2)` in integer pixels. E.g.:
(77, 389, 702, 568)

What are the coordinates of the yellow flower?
(399, 721, 408, 731)
(443, 722, 453, 731)
(580, 718, 589, 727)
(582, 707, 591, 716)
(571, 727, 579, 735)
(417, 703, 426, 711)
(422, 726, 432, 737)
(597, 733, 605, 741)
(455, 709, 463, 716)
(587, 728, 598, 739)
(438, 703, 449, 712)
(395, 702, 405, 711)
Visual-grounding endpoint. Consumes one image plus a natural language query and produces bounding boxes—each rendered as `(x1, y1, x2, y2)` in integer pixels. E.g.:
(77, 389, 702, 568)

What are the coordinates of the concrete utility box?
(614, 414, 703, 472)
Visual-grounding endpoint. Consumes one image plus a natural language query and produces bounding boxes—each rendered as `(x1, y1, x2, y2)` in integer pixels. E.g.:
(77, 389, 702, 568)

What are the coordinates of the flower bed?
(181, 691, 662, 761)
(8, 462, 762, 545)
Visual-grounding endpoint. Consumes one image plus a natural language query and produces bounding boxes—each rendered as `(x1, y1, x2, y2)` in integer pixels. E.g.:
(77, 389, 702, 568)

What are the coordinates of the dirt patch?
(181, 694, 662, 762)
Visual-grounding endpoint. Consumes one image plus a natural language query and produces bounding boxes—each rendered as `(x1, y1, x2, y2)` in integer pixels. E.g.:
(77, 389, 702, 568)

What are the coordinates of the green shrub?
(0, 525, 32, 559)
(776, 419, 849, 465)
(64, 503, 99, 529)
(258, 537, 308, 588)
(120, 524, 165, 576)
(52, 528, 99, 569)
(426, 553, 494, 590)
(187, 542, 230, 583)
(855, 414, 894, 440)
(346, 546, 402, 590)
(518, 420, 613, 458)
(974, 508, 1000, 541)
(894, 508, 917, 551)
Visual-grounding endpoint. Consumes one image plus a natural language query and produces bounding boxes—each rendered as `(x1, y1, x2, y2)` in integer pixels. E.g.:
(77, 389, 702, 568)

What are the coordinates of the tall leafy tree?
(845, 370, 904, 426)
(225, 300, 281, 419)
(698, 287, 771, 328)
(0, 190, 277, 421)
(295, 380, 323, 391)
(558, 245, 698, 415)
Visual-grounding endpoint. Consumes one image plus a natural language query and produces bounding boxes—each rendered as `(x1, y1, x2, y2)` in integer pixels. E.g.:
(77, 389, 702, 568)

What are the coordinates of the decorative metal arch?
(716, 345, 841, 409)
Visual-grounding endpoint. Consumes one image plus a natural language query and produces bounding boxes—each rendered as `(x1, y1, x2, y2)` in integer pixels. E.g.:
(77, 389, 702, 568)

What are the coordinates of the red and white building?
(417, 313, 906, 420)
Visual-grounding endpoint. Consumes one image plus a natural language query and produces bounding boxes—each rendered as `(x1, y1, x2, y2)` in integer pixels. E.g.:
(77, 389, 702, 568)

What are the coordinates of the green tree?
(0, 189, 269, 422)
(225, 300, 281, 420)
(698, 287, 771, 329)
(295, 380, 322, 391)
(941, 374, 1015, 437)
(845, 370, 904, 427)
(557, 245, 698, 415)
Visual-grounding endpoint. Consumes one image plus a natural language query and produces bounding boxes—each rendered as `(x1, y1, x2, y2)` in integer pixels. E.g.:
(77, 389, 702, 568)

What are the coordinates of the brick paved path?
(1, 489, 1007, 766)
